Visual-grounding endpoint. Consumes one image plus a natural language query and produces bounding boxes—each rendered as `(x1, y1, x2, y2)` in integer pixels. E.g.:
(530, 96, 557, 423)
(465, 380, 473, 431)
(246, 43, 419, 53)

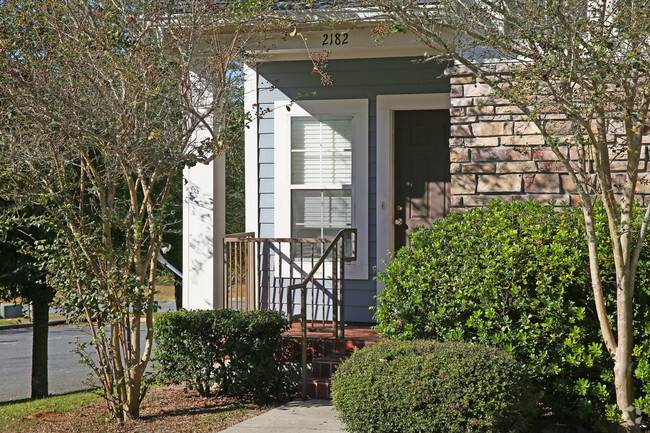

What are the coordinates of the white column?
(214, 153, 225, 310)
(182, 156, 225, 310)
(182, 69, 226, 310)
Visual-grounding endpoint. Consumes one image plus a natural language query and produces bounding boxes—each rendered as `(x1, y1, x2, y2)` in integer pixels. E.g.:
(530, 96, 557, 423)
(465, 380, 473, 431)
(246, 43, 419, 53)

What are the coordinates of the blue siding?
(259, 134, 274, 149)
(256, 57, 450, 322)
(258, 118, 275, 134)
(259, 208, 274, 224)
(259, 193, 274, 208)
(259, 149, 274, 164)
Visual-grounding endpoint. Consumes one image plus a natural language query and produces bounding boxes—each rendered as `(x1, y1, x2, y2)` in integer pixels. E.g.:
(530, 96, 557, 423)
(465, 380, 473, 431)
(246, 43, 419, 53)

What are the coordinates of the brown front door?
(394, 109, 451, 250)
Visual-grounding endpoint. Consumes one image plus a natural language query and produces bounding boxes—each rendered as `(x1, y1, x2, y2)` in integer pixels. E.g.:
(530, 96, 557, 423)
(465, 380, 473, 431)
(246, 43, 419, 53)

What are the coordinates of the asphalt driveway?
(0, 324, 151, 402)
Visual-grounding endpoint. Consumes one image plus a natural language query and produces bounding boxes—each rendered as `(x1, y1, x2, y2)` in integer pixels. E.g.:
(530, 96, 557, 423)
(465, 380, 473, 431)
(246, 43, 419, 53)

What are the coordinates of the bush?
(153, 309, 291, 400)
(376, 199, 650, 429)
(331, 340, 537, 433)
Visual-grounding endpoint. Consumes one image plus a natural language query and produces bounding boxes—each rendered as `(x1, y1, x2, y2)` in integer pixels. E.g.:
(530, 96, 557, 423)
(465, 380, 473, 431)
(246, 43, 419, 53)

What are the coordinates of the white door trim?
(375, 93, 451, 299)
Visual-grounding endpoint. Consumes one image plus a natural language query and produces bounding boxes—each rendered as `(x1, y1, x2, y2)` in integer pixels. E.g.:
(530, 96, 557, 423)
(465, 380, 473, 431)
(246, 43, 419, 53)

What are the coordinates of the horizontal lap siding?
(257, 57, 450, 322)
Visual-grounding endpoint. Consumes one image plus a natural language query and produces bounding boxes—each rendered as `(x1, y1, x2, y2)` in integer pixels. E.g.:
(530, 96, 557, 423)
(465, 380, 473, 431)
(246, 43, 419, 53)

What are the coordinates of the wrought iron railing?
(223, 229, 358, 398)
(286, 228, 357, 398)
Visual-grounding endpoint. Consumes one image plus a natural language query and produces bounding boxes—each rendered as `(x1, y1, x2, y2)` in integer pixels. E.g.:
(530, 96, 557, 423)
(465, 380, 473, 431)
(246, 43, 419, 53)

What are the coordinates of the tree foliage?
(0, 0, 286, 421)
(0, 203, 52, 303)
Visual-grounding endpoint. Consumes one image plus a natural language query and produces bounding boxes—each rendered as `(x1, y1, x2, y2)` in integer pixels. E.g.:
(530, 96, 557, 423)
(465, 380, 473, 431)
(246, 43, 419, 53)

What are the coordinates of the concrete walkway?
(221, 399, 346, 432)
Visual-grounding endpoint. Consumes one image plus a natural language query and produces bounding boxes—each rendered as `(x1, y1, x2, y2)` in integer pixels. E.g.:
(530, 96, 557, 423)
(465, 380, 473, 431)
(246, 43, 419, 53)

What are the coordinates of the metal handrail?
(223, 235, 337, 312)
(287, 228, 357, 399)
(224, 236, 335, 243)
(224, 232, 255, 239)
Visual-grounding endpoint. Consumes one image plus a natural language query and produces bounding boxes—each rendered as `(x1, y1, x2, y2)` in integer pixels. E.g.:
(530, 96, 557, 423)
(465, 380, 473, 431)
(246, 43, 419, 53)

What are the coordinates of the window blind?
(291, 116, 352, 185)
(289, 115, 353, 240)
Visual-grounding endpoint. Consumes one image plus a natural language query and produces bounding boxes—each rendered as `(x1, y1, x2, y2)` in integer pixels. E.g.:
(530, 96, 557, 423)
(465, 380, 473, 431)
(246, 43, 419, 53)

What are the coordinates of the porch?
(223, 228, 382, 398)
(223, 228, 358, 336)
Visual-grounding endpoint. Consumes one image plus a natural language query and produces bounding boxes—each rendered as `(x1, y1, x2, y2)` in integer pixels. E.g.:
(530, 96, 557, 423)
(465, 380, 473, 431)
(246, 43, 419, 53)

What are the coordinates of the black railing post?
(340, 239, 346, 340)
(301, 284, 308, 399)
(332, 243, 338, 339)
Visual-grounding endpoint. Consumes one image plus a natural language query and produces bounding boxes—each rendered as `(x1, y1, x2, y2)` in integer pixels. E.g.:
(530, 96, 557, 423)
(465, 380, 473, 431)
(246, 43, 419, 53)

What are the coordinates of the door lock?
(396, 205, 403, 212)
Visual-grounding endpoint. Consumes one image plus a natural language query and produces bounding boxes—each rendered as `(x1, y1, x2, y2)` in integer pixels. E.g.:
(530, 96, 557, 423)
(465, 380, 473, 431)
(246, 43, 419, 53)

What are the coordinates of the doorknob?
(395, 218, 404, 226)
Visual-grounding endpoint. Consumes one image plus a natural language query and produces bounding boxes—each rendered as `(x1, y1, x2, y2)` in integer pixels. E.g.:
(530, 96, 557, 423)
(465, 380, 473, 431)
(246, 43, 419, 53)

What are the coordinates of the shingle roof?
(273, 1, 364, 8)
(199, 1, 367, 10)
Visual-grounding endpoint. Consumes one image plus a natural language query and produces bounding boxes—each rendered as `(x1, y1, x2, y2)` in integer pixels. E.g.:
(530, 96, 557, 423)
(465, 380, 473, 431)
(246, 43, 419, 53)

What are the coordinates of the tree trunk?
(615, 352, 639, 433)
(615, 275, 639, 433)
(127, 377, 141, 419)
(31, 298, 49, 399)
(615, 362, 640, 432)
(174, 274, 182, 310)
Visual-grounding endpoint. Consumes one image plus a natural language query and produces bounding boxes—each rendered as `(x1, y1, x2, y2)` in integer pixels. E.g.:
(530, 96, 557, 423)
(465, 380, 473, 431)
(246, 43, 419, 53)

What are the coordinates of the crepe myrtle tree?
(369, 0, 650, 430)
(0, 0, 289, 422)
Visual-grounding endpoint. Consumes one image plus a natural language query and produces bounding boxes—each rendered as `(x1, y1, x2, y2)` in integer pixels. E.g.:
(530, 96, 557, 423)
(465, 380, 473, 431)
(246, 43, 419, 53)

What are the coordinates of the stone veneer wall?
(445, 66, 650, 211)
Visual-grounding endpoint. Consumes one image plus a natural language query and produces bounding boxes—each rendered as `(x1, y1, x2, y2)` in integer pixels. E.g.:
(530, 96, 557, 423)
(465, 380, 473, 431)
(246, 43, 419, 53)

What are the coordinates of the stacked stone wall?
(445, 68, 650, 211)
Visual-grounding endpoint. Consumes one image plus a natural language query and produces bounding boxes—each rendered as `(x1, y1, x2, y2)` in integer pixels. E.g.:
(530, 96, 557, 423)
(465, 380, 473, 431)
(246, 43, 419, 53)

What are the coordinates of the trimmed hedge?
(375, 199, 650, 428)
(331, 340, 538, 433)
(153, 309, 291, 400)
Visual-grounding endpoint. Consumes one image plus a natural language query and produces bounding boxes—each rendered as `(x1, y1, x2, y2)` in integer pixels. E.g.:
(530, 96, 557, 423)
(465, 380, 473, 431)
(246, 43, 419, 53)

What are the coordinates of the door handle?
(395, 218, 404, 227)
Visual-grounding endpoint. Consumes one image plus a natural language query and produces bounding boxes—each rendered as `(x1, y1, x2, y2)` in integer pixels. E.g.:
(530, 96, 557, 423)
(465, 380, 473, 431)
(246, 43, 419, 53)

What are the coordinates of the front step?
(312, 354, 346, 377)
(307, 377, 332, 399)
(283, 334, 383, 361)
(282, 325, 384, 400)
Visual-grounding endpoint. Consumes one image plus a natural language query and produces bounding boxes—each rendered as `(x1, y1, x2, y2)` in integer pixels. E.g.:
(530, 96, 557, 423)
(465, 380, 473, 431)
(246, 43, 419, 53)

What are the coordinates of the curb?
(0, 319, 68, 331)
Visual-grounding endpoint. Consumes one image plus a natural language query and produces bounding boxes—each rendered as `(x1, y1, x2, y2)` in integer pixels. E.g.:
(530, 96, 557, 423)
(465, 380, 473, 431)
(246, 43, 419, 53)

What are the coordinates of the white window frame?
(275, 99, 368, 280)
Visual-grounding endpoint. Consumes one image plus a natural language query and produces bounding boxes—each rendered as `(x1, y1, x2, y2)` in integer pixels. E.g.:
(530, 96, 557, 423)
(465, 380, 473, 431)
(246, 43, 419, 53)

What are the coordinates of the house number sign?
(322, 32, 349, 46)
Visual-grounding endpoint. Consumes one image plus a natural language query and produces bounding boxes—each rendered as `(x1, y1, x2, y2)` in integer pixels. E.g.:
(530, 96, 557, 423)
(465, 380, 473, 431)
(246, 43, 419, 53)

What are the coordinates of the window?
(275, 99, 368, 279)
(291, 115, 352, 239)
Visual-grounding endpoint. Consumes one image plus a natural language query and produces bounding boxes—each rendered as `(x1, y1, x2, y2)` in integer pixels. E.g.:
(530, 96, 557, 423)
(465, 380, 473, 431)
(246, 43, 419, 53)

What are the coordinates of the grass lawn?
(0, 387, 272, 433)
(0, 283, 174, 327)
(0, 313, 66, 327)
(154, 284, 176, 302)
(0, 390, 100, 432)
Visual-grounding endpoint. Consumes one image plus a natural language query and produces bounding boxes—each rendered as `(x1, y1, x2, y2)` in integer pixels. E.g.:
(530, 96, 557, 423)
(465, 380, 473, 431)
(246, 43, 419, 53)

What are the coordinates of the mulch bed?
(14, 387, 273, 433)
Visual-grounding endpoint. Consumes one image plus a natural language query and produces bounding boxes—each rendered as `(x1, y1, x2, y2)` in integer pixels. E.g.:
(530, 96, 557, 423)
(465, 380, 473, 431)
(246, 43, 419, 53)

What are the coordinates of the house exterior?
(182, 8, 650, 323)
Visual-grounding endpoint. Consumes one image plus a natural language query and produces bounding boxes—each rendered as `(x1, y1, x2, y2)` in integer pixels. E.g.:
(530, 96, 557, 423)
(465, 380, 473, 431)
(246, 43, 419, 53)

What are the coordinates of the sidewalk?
(221, 399, 346, 432)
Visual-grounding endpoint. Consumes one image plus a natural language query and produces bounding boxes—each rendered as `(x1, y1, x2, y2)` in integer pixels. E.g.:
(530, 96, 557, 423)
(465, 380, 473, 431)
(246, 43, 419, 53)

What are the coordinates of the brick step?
(312, 354, 346, 378)
(306, 377, 332, 400)
(307, 353, 362, 399)
(283, 337, 383, 362)
(282, 325, 385, 400)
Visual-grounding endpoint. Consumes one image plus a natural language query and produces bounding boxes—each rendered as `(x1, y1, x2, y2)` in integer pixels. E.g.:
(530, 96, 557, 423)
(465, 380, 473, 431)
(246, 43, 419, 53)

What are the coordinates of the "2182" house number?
(322, 32, 349, 46)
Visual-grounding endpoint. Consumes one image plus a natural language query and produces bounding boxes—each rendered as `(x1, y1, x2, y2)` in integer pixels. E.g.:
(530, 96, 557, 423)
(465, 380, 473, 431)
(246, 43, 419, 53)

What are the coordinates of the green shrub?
(331, 340, 537, 433)
(153, 309, 291, 400)
(376, 199, 650, 429)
